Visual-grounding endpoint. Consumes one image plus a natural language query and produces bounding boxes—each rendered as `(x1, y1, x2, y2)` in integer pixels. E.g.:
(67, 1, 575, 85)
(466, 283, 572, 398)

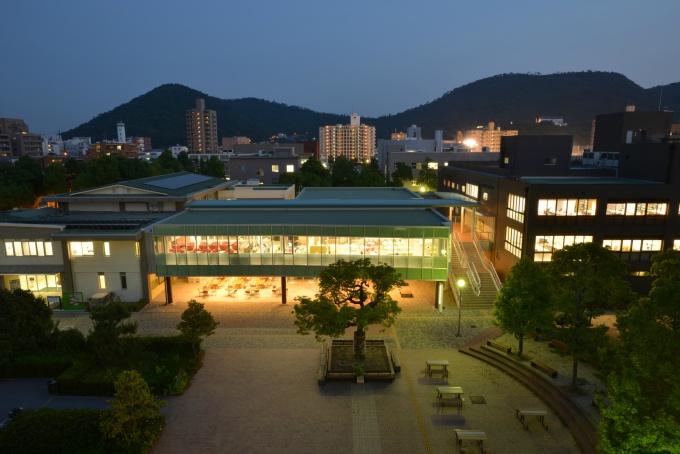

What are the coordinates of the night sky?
(1, 0, 678, 136)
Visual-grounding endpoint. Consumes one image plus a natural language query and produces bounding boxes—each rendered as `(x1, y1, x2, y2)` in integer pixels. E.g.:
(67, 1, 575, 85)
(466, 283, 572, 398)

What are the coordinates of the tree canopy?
(492, 257, 554, 357)
(177, 300, 219, 357)
(597, 250, 680, 453)
(293, 258, 405, 357)
(548, 242, 631, 390)
(0, 289, 54, 366)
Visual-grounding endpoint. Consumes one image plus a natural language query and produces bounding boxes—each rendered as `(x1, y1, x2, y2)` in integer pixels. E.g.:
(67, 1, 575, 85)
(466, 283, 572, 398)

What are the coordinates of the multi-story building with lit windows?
(457, 121, 518, 152)
(440, 110, 680, 293)
(186, 98, 218, 154)
(0, 117, 46, 158)
(319, 113, 376, 162)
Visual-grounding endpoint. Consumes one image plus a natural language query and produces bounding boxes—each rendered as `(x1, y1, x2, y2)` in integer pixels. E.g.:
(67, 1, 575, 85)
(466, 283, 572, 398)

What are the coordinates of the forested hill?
(60, 72, 679, 148)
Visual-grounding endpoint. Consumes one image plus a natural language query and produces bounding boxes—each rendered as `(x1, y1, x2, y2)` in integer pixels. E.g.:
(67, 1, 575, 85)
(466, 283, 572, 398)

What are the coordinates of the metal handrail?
(467, 261, 481, 296)
(472, 233, 502, 291)
(451, 231, 467, 269)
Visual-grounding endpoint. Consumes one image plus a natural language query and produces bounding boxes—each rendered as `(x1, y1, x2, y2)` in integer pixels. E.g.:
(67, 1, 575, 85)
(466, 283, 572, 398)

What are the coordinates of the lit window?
(286, 165, 294, 172)
(104, 242, 110, 256)
(98, 272, 106, 289)
(507, 194, 525, 223)
(70, 242, 94, 256)
(427, 161, 438, 170)
(465, 184, 479, 199)
(606, 202, 667, 216)
(272, 165, 279, 173)
(538, 199, 596, 216)
(505, 227, 523, 258)
(534, 235, 593, 262)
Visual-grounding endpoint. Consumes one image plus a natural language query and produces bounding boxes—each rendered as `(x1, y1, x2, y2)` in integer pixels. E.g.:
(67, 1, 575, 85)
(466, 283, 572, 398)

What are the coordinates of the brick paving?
(53, 280, 584, 453)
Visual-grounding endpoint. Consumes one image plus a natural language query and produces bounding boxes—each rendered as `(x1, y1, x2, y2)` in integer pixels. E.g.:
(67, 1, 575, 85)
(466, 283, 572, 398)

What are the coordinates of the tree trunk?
(518, 335, 524, 359)
(571, 357, 578, 391)
(354, 328, 366, 359)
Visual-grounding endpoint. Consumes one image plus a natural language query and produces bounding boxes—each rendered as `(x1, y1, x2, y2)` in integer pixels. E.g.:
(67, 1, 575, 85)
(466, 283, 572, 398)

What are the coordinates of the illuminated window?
(70, 242, 94, 256)
(673, 240, 680, 251)
(98, 272, 106, 289)
(104, 242, 110, 256)
(286, 165, 294, 173)
(507, 194, 525, 223)
(538, 199, 596, 216)
(5, 240, 54, 257)
(606, 202, 667, 216)
(465, 184, 479, 199)
(534, 235, 593, 262)
(603, 239, 662, 252)
(505, 227, 523, 258)
(272, 165, 279, 173)
(427, 161, 438, 170)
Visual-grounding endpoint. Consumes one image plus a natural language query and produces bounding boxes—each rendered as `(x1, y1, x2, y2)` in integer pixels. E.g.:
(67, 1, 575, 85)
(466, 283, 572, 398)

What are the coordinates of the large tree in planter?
(293, 258, 405, 358)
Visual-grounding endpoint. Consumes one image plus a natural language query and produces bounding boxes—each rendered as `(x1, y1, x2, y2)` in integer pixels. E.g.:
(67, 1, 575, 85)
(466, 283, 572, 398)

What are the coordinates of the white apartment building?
(319, 113, 376, 162)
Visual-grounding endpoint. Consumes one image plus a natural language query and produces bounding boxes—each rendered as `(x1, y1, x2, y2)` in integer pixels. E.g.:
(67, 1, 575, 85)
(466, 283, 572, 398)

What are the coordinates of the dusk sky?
(2, 0, 679, 136)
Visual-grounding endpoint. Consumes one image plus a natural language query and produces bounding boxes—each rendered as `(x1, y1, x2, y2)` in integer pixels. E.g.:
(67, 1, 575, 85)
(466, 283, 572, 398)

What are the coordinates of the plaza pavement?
(47, 280, 589, 454)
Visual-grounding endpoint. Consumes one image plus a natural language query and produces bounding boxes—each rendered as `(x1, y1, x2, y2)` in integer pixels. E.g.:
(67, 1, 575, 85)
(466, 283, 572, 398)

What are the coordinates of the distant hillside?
(60, 72, 680, 148)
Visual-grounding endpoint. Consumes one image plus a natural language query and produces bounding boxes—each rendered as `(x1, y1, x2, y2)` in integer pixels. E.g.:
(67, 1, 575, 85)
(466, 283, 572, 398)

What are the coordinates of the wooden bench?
(440, 396, 465, 407)
(530, 360, 558, 378)
(548, 339, 568, 352)
(515, 408, 549, 430)
(486, 340, 512, 354)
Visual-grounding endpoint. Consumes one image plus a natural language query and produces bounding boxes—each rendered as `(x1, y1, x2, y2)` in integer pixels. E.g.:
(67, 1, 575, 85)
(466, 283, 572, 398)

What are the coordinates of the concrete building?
(319, 113, 376, 162)
(0, 117, 45, 157)
(439, 109, 680, 293)
(228, 147, 311, 184)
(186, 98, 218, 154)
(85, 141, 139, 161)
(458, 122, 518, 152)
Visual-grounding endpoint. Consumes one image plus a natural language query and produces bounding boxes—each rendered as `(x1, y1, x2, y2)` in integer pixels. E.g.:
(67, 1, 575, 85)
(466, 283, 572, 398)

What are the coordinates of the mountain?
(60, 72, 680, 148)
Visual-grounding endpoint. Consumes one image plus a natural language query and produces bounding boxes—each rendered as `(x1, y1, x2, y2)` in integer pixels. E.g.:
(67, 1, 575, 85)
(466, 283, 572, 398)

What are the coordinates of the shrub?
(0, 408, 105, 453)
(0, 355, 72, 378)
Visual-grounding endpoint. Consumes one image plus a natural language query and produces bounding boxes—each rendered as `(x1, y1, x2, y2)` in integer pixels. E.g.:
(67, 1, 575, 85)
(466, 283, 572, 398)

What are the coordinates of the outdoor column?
(435, 281, 443, 312)
(165, 278, 173, 305)
(280, 276, 287, 305)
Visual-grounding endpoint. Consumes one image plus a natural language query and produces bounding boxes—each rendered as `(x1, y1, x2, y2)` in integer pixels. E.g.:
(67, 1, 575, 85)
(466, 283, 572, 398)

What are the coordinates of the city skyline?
(1, 0, 679, 136)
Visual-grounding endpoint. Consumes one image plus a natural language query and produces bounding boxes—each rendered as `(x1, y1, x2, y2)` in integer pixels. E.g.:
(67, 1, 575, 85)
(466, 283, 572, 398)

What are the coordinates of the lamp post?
(456, 278, 465, 337)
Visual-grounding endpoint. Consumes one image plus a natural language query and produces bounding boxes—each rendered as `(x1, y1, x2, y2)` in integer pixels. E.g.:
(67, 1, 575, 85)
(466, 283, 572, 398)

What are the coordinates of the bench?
(530, 360, 557, 378)
(390, 351, 401, 373)
(486, 340, 512, 354)
(440, 397, 465, 407)
(515, 408, 549, 430)
(548, 339, 568, 352)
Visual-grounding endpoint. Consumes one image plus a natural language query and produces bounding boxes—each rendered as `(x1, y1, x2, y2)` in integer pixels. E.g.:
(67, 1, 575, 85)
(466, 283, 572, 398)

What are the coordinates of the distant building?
(535, 117, 567, 126)
(0, 117, 45, 157)
(458, 122, 518, 152)
(228, 147, 312, 184)
(128, 136, 152, 152)
(319, 113, 376, 162)
(186, 98, 218, 154)
(85, 142, 139, 161)
(221, 136, 251, 150)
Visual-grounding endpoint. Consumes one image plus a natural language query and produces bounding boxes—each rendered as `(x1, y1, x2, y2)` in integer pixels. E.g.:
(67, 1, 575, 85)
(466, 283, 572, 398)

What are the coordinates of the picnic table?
(400, 288, 413, 297)
(454, 429, 487, 452)
(426, 359, 449, 378)
(515, 408, 549, 430)
(436, 386, 465, 408)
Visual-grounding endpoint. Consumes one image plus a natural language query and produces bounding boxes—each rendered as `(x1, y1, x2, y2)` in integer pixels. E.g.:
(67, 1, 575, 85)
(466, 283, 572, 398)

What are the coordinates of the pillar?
(435, 281, 444, 312)
(165, 278, 173, 305)
(281, 276, 287, 305)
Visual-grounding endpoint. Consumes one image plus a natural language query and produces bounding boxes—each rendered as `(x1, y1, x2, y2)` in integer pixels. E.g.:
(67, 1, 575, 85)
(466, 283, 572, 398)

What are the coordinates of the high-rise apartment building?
(0, 117, 45, 157)
(319, 113, 376, 161)
(458, 121, 518, 152)
(186, 99, 218, 154)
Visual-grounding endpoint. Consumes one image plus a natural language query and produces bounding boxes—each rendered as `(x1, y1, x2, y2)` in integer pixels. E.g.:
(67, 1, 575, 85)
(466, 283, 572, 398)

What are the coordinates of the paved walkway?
(49, 281, 585, 453)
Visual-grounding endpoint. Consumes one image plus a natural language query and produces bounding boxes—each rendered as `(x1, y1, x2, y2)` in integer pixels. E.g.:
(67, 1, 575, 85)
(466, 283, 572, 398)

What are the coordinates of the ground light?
(456, 278, 465, 337)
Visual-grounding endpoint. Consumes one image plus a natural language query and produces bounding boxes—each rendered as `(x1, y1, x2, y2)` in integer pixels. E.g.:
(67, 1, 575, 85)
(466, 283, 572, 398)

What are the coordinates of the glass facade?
(153, 225, 450, 280)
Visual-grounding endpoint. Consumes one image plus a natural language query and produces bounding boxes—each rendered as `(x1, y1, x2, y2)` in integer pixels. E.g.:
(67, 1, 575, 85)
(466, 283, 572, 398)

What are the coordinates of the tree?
(177, 151, 194, 172)
(152, 149, 182, 176)
(548, 242, 631, 390)
(597, 250, 680, 453)
(492, 257, 554, 358)
(0, 289, 54, 366)
(391, 161, 413, 187)
(87, 300, 138, 365)
(415, 158, 438, 191)
(43, 163, 68, 194)
(298, 156, 331, 188)
(200, 155, 225, 178)
(100, 370, 166, 452)
(177, 300, 219, 358)
(293, 258, 405, 358)
(331, 156, 357, 187)
(355, 163, 386, 187)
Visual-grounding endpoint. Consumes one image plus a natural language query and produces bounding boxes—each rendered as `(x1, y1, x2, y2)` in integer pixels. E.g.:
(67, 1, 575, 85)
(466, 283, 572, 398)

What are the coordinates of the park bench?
(530, 360, 558, 378)
(486, 340, 512, 354)
(440, 397, 465, 407)
(515, 408, 549, 430)
(548, 339, 568, 352)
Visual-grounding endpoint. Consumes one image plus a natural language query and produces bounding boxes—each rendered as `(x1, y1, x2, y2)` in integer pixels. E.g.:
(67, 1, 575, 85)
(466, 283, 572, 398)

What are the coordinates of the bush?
(0, 408, 106, 453)
(0, 355, 72, 378)
(55, 327, 87, 356)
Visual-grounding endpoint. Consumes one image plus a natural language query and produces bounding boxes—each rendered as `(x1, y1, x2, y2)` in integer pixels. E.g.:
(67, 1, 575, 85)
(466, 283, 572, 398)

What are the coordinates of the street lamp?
(456, 278, 465, 337)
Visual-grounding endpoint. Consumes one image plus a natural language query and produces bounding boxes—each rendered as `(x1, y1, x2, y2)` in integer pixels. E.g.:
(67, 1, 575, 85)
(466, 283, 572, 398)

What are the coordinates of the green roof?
(155, 208, 452, 228)
(297, 187, 421, 200)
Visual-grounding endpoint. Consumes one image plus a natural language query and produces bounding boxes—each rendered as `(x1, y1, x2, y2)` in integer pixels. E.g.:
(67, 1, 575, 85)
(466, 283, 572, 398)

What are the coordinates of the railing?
(472, 233, 502, 291)
(467, 261, 481, 296)
(451, 231, 467, 269)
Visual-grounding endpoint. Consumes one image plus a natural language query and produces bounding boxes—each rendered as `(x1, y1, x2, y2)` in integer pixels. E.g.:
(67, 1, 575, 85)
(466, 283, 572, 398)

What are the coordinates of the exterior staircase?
(450, 234, 501, 310)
